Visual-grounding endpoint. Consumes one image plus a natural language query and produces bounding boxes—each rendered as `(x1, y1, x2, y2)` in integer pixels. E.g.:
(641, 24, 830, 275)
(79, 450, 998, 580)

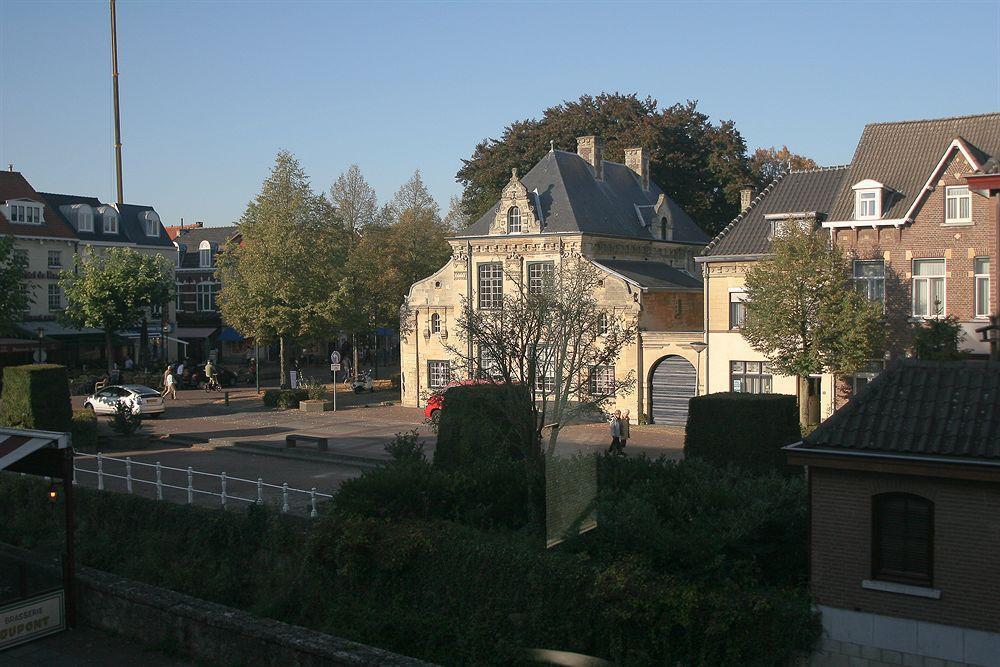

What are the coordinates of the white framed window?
(145, 217, 160, 237)
(974, 257, 990, 318)
(430, 312, 441, 334)
(532, 345, 555, 394)
(5, 201, 43, 225)
(588, 365, 615, 396)
(47, 284, 62, 311)
(200, 248, 212, 268)
(477, 262, 503, 309)
(856, 190, 880, 220)
(730, 361, 772, 394)
(597, 312, 609, 335)
(729, 290, 746, 329)
(197, 282, 219, 311)
(944, 186, 971, 224)
(527, 261, 553, 295)
(478, 348, 503, 381)
(506, 206, 522, 234)
(427, 360, 451, 389)
(77, 206, 93, 232)
(175, 286, 184, 312)
(912, 259, 945, 318)
(102, 208, 119, 234)
(853, 260, 885, 305)
(47, 250, 62, 268)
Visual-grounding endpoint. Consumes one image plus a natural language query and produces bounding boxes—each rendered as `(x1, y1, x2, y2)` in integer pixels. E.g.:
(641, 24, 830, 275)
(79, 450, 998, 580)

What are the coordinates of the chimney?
(624, 147, 650, 190)
(740, 185, 755, 212)
(576, 135, 603, 180)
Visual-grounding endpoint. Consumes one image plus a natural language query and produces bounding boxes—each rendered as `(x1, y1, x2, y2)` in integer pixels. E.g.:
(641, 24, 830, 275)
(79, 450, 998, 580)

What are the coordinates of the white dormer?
(142, 210, 161, 237)
(98, 205, 119, 234)
(852, 179, 885, 221)
(3, 199, 44, 225)
(199, 240, 214, 268)
(60, 203, 94, 232)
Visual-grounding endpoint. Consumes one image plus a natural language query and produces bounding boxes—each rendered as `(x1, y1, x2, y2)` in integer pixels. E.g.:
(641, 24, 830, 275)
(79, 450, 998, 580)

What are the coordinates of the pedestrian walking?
(619, 410, 631, 454)
(161, 365, 177, 400)
(607, 410, 622, 455)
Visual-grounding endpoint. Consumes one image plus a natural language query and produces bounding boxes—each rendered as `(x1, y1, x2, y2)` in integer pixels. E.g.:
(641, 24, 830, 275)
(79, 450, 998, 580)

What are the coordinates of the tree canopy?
(456, 93, 759, 235)
(749, 146, 819, 188)
(0, 236, 30, 336)
(329, 164, 379, 236)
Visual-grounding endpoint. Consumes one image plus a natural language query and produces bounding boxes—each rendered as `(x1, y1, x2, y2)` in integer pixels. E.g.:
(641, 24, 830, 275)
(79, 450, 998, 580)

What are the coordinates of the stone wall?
(75, 565, 433, 666)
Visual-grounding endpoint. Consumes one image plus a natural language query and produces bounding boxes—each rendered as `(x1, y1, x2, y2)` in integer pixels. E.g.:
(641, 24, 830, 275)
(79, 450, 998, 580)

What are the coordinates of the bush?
(71, 409, 99, 451)
(384, 430, 425, 463)
(434, 383, 537, 470)
(912, 315, 968, 360)
(0, 364, 72, 432)
(684, 392, 800, 473)
(298, 377, 327, 401)
(262, 388, 309, 409)
(109, 401, 143, 436)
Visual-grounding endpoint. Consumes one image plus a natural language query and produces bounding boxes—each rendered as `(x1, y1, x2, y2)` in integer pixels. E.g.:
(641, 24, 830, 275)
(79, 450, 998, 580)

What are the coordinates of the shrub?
(0, 364, 73, 432)
(109, 401, 143, 436)
(912, 315, 968, 360)
(384, 430, 425, 463)
(299, 377, 328, 401)
(684, 392, 800, 473)
(434, 383, 536, 470)
(262, 388, 309, 409)
(71, 409, 99, 451)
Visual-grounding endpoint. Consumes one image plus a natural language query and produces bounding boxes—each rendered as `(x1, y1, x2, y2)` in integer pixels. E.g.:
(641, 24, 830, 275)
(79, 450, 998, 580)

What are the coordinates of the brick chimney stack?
(577, 136, 603, 180)
(624, 147, 650, 190)
(740, 185, 755, 211)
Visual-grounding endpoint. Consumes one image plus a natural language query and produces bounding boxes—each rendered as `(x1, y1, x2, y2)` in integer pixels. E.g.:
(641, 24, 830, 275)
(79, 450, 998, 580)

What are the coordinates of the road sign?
(330, 351, 341, 365)
(32, 349, 47, 363)
(330, 363, 341, 371)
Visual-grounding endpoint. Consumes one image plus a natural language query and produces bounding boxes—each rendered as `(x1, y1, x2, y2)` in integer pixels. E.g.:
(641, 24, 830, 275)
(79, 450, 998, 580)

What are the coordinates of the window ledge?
(940, 221, 973, 227)
(862, 579, 940, 599)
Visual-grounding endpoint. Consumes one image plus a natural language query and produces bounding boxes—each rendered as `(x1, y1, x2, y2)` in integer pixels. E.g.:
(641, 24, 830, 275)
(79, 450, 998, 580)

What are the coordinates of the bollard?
(155, 462, 163, 500)
(97, 453, 104, 491)
(256, 478, 263, 505)
(281, 483, 289, 513)
(72, 459, 77, 485)
(221, 472, 227, 508)
(126, 457, 133, 494)
(310, 488, 318, 518)
(224, 391, 229, 407)
(187, 467, 194, 504)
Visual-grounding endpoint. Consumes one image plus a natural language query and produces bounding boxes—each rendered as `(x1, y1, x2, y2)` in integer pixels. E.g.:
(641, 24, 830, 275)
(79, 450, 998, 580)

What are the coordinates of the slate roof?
(793, 360, 1000, 462)
(174, 225, 239, 269)
(39, 192, 131, 244)
(701, 166, 849, 258)
(594, 259, 702, 290)
(116, 203, 174, 248)
(827, 112, 1000, 222)
(0, 172, 78, 240)
(461, 150, 708, 245)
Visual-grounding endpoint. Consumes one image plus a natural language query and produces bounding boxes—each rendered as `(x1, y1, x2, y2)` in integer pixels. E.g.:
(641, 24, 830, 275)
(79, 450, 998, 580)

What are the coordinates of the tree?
(217, 151, 347, 387)
(912, 316, 968, 360)
(0, 236, 30, 335)
(456, 94, 754, 235)
(446, 256, 637, 455)
(388, 170, 439, 219)
(329, 164, 379, 237)
(740, 223, 885, 425)
(749, 146, 819, 188)
(60, 247, 174, 373)
(442, 195, 469, 230)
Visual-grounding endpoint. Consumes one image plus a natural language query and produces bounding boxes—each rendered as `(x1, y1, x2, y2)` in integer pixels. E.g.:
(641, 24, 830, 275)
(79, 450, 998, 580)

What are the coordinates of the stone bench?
(285, 434, 329, 451)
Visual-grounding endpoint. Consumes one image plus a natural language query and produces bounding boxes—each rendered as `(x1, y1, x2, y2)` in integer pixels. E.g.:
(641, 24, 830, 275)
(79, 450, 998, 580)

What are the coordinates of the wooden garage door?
(650, 356, 696, 426)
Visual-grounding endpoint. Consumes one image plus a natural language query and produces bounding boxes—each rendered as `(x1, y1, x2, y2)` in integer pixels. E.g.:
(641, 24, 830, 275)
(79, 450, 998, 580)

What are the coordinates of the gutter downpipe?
(466, 241, 473, 377)
(702, 260, 710, 395)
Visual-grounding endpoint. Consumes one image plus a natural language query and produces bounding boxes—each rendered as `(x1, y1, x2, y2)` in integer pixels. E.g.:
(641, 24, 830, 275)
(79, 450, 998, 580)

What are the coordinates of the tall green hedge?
(434, 383, 537, 470)
(0, 364, 72, 433)
(684, 392, 800, 472)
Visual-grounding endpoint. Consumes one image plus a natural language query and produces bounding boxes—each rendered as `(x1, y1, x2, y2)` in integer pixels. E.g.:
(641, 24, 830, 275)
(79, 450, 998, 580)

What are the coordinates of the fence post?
(281, 483, 289, 513)
(126, 457, 133, 494)
(155, 462, 163, 500)
(97, 453, 104, 491)
(221, 472, 227, 509)
(72, 458, 77, 485)
(256, 478, 263, 505)
(187, 467, 194, 504)
(310, 487, 318, 518)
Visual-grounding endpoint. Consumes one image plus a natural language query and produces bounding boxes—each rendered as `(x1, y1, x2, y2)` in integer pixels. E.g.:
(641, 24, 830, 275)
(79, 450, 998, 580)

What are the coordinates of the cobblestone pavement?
(0, 626, 197, 666)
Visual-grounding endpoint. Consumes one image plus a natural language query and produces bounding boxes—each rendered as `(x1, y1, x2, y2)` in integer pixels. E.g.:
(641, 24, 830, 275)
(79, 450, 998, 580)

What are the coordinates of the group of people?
(160, 359, 217, 400)
(607, 409, 631, 456)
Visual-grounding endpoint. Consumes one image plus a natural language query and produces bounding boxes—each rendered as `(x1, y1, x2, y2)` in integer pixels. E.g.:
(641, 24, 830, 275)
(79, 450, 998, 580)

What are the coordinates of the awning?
(174, 327, 218, 340)
(218, 326, 244, 343)
(18, 321, 104, 337)
(0, 428, 70, 471)
(0, 338, 55, 353)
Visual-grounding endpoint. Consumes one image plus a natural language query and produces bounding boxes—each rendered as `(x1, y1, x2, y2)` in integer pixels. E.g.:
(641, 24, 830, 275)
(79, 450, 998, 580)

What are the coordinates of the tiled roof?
(462, 150, 708, 245)
(594, 259, 702, 290)
(701, 166, 849, 258)
(827, 112, 1000, 222)
(116, 203, 174, 248)
(174, 225, 239, 269)
(798, 360, 1000, 461)
(0, 172, 78, 239)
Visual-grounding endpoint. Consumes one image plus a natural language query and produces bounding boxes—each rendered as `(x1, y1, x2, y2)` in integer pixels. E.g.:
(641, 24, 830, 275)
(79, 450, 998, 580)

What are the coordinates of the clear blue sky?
(2, 1, 998, 228)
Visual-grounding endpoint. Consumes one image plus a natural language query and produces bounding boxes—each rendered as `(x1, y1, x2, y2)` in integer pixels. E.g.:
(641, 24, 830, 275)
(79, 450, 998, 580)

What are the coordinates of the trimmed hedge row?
(434, 383, 537, 470)
(684, 392, 801, 473)
(0, 364, 72, 432)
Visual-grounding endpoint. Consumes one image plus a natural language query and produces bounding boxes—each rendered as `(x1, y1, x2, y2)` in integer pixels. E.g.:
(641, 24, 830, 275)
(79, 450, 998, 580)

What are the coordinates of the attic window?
(5, 200, 44, 225)
(944, 186, 971, 224)
(852, 179, 885, 221)
(101, 207, 119, 234)
(199, 241, 213, 268)
(507, 206, 522, 234)
(74, 204, 93, 232)
(144, 211, 161, 237)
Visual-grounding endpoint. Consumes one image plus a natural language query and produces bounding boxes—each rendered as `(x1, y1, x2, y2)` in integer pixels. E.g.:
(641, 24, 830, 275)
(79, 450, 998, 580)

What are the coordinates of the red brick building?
(787, 360, 1000, 667)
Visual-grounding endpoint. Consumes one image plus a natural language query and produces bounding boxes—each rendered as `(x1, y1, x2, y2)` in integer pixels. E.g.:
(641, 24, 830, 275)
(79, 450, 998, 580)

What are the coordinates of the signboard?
(330, 363, 341, 371)
(330, 351, 341, 365)
(289, 370, 298, 388)
(0, 590, 65, 651)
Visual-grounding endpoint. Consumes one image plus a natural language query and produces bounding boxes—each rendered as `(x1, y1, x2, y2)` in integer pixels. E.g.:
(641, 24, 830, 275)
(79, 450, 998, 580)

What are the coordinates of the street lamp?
(975, 314, 1000, 362)
(689, 341, 708, 396)
(162, 323, 171, 363)
(35, 327, 45, 364)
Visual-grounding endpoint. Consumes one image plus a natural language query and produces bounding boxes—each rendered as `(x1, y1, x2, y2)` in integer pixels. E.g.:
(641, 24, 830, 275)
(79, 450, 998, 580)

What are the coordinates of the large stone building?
(401, 136, 709, 424)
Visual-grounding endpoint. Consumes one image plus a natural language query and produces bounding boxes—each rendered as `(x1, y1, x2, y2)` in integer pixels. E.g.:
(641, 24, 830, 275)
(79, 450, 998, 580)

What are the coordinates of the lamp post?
(35, 327, 45, 364)
(689, 341, 708, 396)
(162, 323, 171, 363)
(976, 314, 1000, 362)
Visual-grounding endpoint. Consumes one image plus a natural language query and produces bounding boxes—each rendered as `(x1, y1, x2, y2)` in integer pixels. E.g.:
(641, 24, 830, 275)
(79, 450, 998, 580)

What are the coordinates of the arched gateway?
(649, 355, 696, 425)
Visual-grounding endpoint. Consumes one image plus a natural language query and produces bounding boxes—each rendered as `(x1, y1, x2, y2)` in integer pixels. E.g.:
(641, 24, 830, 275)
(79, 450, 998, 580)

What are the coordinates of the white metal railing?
(73, 453, 333, 518)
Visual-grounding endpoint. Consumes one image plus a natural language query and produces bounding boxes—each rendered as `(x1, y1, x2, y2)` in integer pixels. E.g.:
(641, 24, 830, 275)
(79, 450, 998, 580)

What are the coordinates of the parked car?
(83, 384, 165, 418)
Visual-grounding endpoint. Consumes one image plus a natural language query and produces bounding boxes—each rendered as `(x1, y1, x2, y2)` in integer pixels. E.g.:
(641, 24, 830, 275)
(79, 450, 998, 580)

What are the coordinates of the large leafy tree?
(217, 151, 347, 387)
(388, 170, 439, 219)
(740, 223, 885, 425)
(749, 146, 819, 188)
(456, 93, 755, 235)
(329, 164, 379, 237)
(0, 236, 30, 335)
(60, 247, 174, 373)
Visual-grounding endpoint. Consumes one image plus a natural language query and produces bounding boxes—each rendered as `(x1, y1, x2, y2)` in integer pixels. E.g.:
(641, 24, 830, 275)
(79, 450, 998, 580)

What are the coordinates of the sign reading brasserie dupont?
(0, 590, 65, 651)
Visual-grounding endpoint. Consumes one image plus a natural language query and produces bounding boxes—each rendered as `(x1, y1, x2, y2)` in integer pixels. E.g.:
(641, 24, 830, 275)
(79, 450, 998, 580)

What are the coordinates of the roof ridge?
(702, 172, 789, 252)
(864, 111, 1000, 128)
(787, 164, 851, 175)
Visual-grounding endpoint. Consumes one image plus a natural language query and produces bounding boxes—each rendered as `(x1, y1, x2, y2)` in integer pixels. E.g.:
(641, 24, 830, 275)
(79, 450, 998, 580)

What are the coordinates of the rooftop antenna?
(110, 0, 124, 206)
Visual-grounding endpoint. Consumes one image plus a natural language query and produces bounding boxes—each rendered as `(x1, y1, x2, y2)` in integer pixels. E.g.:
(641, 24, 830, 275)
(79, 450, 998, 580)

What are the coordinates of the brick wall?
(639, 291, 702, 331)
(811, 466, 1000, 633)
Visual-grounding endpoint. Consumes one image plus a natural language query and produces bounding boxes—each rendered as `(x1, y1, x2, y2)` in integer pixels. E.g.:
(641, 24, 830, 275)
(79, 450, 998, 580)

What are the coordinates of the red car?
(423, 379, 495, 421)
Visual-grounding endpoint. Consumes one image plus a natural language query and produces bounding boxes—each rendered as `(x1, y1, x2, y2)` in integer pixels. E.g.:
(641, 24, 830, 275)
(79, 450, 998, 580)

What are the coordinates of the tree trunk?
(352, 333, 358, 380)
(279, 335, 288, 389)
(797, 375, 810, 429)
(139, 314, 149, 370)
(373, 332, 378, 379)
(105, 328, 114, 375)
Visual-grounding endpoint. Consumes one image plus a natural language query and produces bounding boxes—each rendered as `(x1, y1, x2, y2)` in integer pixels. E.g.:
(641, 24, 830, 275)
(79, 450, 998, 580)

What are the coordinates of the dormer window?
(506, 206, 522, 234)
(199, 240, 213, 268)
(100, 207, 119, 234)
(143, 211, 161, 237)
(944, 186, 971, 224)
(4, 200, 44, 225)
(660, 217, 673, 241)
(852, 179, 885, 221)
(76, 205, 93, 232)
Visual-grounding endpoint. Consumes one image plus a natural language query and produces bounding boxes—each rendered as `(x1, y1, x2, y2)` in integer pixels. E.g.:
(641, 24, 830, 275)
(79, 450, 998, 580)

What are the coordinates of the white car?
(84, 384, 165, 418)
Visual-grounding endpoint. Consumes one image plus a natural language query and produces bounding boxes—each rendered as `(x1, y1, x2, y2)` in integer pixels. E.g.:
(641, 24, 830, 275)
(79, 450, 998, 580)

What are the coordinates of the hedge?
(0, 364, 72, 432)
(262, 388, 309, 409)
(434, 383, 537, 470)
(70, 409, 99, 451)
(684, 392, 801, 473)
